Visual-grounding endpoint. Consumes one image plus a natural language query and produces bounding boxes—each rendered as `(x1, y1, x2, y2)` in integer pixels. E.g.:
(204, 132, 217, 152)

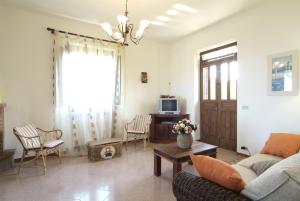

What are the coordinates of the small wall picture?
(141, 72, 148, 83)
(268, 50, 299, 95)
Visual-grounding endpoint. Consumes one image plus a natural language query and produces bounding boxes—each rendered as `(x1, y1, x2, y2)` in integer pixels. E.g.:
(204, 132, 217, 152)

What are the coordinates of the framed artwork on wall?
(268, 50, 299, 96)
(141, 72, 148, 83)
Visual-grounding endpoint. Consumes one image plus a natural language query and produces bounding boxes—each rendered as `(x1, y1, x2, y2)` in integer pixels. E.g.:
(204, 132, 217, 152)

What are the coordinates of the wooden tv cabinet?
(149, 113, 190, 143)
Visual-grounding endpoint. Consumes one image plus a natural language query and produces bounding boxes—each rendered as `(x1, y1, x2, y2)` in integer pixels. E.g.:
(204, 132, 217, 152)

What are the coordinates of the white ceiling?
(0, 0, 264, 41)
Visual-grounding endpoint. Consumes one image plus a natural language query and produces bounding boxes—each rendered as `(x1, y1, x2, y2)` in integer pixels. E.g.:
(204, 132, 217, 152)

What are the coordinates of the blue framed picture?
(268, 50, 299, 96)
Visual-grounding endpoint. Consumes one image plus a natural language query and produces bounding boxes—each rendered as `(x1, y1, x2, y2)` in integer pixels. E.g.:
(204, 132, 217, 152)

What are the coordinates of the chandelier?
(100, 0, 150, 45)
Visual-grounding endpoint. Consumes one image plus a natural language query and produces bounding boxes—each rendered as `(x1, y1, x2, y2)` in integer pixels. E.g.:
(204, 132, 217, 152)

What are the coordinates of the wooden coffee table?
(153, 141, 217, 178)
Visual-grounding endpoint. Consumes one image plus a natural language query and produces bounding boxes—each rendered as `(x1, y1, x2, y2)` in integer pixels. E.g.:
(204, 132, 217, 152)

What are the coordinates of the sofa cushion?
(237, 153, 283, 169)
(190, 154, 246, 192)
(250, 160, 278, 176)
(241, 153, 300, 201)
(261, 133, 300, 158)
(232, 164, 258, 184)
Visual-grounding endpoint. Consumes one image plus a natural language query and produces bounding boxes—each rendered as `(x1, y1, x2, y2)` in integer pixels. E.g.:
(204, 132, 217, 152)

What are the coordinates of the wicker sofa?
(173, 171, 250, 201)
(173, 152, 300, 201)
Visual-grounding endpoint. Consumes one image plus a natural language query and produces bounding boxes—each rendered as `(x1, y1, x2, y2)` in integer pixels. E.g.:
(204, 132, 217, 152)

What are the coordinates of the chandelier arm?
(110, 35, 120, 41)
(117, 23, 127, 46)
(128, 24, 135, 40)
(117, 24, 123, 36)
(128, 23, 139, 41)
(128, 24, 142, 45)
(107, 28, 121, 41)
(130, 38, 139, 45)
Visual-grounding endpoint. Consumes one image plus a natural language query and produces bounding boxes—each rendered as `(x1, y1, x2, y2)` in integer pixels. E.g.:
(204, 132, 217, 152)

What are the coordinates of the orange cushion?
(261, 133, 300, 158)
(190, 154, 246, 192)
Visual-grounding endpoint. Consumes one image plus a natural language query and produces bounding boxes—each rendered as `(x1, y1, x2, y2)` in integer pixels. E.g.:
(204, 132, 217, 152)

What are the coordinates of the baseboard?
(237, 152, 250, 157)
(14, 156, 35, 163)
(14, 153, 58, 163)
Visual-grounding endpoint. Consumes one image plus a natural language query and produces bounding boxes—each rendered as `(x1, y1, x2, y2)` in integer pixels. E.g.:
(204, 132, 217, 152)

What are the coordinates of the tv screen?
(162, 99, 177, 111)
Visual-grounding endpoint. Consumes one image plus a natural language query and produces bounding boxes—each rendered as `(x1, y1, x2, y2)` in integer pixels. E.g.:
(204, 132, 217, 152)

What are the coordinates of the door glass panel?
(210, 65, 216, 100)
(221, 63, 228, 100)
(201, 46, 238, 60)
(230, 61, 238, 100)
(203, 67, 209, 100)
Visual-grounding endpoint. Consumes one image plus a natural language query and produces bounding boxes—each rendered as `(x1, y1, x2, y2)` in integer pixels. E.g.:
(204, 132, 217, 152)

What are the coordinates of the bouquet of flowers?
(172, 118, 197, 135)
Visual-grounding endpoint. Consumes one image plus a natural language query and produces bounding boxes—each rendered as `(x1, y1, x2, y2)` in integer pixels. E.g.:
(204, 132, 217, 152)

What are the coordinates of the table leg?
(154, 154, 161, 176)
(211, 152, 217, 158)
(173, 162, 182, 178)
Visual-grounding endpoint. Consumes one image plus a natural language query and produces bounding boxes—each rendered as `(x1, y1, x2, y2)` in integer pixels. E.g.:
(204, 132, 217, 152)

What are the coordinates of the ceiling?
(0, 0, 264, 41)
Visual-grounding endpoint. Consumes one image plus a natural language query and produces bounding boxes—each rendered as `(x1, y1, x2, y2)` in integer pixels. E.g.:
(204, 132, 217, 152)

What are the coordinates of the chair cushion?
(127, 130, 145, 134)
(242, 153, 300, 201)
(15, 124, 41, 149)
(232, 164, 258, 184)
(190, 154, 246, 192)
(261, 133, 300, 158)
(238, 154, 283, 169)
(132, 115, 151, 132)
(44, 139, 64, 148)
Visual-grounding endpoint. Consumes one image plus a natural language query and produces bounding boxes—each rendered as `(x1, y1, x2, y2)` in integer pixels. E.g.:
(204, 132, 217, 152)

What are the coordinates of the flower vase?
(177, 134, 193, 149)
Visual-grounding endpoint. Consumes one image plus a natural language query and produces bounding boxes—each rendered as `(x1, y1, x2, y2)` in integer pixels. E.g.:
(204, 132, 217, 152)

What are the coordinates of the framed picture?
(141, 72, 148, 83)
(268, 50, 299, 96)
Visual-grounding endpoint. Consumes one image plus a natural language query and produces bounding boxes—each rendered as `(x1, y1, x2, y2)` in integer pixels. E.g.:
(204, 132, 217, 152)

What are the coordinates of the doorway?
(200, 42, 238, 151)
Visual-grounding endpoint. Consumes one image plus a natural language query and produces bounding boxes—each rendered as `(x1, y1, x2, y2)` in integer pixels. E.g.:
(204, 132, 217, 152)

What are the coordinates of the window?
(201, 46, 238, 61)
(221, 63, 229, 100)
(200, 42, 238, 101)
(209, 65, 217, 100)
(203, 67, 209, 100)
(61, 49, 118, 112)
(53, 36, 123, 156)
(230, 61, 238, 100)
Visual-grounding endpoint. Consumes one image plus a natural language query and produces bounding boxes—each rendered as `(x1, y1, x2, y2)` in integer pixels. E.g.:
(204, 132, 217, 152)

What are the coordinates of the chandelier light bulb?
(139, 20, 150, 30)
(100, 23, 113, 36)
(113, 32, 123, 40)
(117, 15, 128, 32)
(135, 20, 149, 39)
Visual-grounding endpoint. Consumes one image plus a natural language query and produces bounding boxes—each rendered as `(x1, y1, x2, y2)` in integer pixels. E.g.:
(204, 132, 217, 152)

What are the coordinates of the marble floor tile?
(0, 143, 241, 201)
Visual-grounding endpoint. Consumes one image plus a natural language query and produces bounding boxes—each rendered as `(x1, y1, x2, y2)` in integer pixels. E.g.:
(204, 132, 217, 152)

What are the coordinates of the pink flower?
(188, 126, 192, 133)
(175, 124, 180, 130)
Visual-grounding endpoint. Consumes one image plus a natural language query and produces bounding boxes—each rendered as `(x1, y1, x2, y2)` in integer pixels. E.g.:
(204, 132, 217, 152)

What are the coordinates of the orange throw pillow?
(190, 154, 246, 192)
(261, 133, 300, 158)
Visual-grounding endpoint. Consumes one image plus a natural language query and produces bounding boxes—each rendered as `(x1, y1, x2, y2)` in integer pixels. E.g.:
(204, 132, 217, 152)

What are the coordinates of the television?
(159, 98, 180, 114)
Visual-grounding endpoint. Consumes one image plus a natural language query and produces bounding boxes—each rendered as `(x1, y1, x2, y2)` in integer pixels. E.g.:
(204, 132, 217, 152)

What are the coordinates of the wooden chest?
(87, 138, 122, 161)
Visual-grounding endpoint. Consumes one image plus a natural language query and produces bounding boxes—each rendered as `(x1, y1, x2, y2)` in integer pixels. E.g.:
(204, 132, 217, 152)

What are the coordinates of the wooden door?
(200, 43, 237, 151)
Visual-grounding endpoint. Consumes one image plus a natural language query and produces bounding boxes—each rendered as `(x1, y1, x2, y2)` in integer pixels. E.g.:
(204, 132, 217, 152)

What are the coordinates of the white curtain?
(54, 34, 122, 155)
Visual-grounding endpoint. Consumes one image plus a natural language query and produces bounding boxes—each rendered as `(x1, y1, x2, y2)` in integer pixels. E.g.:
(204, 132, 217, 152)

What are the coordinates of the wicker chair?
(124, 114, 152, 150)
(173, 171, 251, 201)
(13, 124, 64, 174)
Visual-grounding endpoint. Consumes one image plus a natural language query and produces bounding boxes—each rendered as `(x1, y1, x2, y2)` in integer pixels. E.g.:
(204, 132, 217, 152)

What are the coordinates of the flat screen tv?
(159, 98, 180, 114)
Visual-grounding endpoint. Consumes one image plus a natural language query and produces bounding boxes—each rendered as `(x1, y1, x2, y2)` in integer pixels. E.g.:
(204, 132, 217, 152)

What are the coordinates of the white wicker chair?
(124, 115, 152, 150)
(13, 124, 64, 174)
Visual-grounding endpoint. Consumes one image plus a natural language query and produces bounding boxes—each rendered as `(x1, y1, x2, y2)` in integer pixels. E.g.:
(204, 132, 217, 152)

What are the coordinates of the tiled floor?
(0, 143, 243, 201)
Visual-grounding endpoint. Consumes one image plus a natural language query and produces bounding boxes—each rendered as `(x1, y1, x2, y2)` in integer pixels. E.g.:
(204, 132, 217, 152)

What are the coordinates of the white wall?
(0, 6, 170, 157)
(124, 40, 170, 120)
(169, 0, 300, 154)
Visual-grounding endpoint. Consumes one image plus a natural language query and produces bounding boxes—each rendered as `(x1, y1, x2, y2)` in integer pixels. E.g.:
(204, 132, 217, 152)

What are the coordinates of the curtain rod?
(46, 27, 128, 46)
